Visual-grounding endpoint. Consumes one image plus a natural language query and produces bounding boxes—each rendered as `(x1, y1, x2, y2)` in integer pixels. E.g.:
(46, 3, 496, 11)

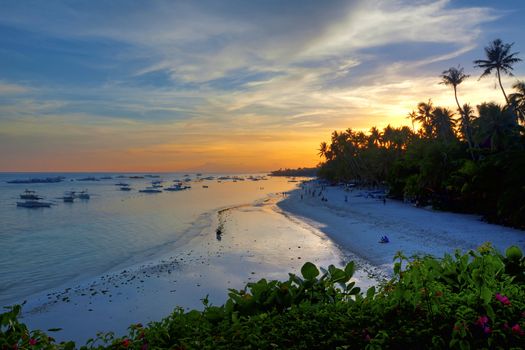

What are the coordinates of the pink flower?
(28, 339, 37, 346)
(495, 293, 511, 305)
(476, 315, 489, 327)
(483, 326, 492, 334)
(122, 339, 131, 348)
(511, 324, 524, 336)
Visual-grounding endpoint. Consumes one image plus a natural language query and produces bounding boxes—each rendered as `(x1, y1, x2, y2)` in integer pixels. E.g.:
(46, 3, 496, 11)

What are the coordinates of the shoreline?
(19, 192, 360, 344)
(278, 181, 525, 272)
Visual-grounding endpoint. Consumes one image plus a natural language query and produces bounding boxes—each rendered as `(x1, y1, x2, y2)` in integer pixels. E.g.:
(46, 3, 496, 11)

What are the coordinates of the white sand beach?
(19, 181, 525, 344)
(278, 181, 525, 274)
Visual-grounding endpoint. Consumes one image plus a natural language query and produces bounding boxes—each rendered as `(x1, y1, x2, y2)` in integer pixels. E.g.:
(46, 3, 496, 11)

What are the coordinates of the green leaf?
(480, 286, 491, 304)
(349, 287, 361, 295)
(344, 261, 355, 277)
(330, 269, 348, 284)
(366, 286, 376, 299)
(301, 262, 320, 280)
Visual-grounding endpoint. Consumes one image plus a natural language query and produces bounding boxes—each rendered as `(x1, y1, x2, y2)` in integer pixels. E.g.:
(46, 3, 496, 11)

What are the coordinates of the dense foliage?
(317, 39, 525, 228)
(269, 167, 318, 177)
(1, 245, 524, 349)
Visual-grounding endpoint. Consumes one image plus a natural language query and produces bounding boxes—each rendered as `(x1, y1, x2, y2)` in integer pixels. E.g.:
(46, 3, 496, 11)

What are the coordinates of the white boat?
(139, 187, 162, 193)
(17, 200, 52, 208)
(20, 190, 42, 200)
(77, 190, 90, 199)
(63, 191, 75, 202)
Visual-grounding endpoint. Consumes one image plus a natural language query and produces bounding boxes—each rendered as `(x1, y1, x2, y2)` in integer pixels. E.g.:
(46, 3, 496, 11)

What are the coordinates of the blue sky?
(1, 0, 524, 171)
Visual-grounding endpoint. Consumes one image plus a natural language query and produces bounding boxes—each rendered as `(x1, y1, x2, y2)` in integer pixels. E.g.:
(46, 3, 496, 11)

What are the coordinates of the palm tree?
(474, 103, 519, 152)
(474, 39, 522, 104)
(368, 127, 382, 147)
(407, 111, 417, 132)
(318, 142, 329, 159)
(459, 103, 476, 145)
(431, 107, 457, 142)
(509, 81, 525, 124)
(440, 65, 470, 111)
(409, 100, 434, 138)
(440, 65, 474, 156)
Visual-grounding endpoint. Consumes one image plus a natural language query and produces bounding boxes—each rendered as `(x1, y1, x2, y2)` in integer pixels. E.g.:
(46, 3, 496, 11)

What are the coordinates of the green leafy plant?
(1, 246, 524, 349)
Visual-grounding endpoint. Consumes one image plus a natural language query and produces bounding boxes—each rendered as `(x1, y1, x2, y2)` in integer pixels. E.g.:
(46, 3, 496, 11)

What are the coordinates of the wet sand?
(21, 193, 381, 343)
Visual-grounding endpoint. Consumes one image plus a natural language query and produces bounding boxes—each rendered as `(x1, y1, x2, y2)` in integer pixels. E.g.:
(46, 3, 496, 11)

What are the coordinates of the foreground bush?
(1, 244, 524, 349)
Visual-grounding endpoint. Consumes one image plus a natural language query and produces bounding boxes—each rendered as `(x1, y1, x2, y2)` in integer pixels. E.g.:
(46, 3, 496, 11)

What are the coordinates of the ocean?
(0, 172, 300, 308)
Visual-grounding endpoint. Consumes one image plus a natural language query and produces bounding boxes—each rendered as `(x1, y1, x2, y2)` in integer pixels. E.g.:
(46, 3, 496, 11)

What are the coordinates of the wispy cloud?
(0, 81, 30, 94)
(0, 0, 522, 171)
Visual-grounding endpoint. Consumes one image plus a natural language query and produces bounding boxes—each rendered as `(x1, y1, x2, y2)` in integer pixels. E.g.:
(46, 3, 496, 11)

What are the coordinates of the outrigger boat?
(139, 187, 162, 193)
(17, 190, 52, 208)
(77, 190, 90, 200)
(17, 200, 52, 208)
(63, 191, 75, 202)
(19, 190, 42, 200)
(164, 183, 190, 191)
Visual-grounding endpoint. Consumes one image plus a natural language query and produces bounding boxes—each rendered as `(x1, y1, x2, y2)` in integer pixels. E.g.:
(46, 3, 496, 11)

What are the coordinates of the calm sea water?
(0, 173, 299, 307)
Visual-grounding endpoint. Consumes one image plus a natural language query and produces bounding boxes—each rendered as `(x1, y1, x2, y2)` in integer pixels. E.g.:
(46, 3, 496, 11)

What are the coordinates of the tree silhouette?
(474, 39, 522, 104)
(440, 66, 474, 156)
(431, 107, 457, 142)
(509, 81, 525, 124)
(474, 103, 519, 152)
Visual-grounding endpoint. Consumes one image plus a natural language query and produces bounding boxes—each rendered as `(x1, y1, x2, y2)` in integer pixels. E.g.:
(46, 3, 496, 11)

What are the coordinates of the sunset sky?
(1, 0, 524, 172)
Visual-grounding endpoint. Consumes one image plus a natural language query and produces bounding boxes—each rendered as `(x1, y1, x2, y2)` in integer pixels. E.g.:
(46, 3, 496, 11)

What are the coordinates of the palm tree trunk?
(497, 67, 509, 104)
(454, 86, 475, 160)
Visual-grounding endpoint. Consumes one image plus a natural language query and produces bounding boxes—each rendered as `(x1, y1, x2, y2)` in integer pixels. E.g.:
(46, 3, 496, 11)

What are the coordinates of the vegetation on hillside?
(1, 245, 524, 349)
(317, 39, 525, 228)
